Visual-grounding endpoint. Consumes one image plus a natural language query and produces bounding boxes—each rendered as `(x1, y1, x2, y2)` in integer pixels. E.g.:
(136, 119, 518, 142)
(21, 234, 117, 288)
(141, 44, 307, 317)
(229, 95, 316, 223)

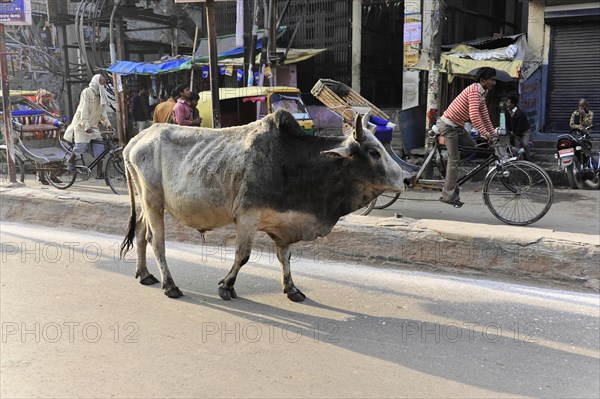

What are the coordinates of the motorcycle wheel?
(566, 159, 584, 189)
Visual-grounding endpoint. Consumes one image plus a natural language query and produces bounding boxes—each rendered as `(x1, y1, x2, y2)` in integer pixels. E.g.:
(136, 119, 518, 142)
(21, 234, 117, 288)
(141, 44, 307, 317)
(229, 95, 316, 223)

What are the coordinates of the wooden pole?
(425, 0, 446, 132)
(351, 0, 362, 93)
(58, 24, 74, 121)
(0, 24, 16, 183)
(247, 0, 260, 86)
(109, 0, 126, 146)
(206, 0, 221, 128)
(112, 72, 127, 147)
(190, 25, 199, 91)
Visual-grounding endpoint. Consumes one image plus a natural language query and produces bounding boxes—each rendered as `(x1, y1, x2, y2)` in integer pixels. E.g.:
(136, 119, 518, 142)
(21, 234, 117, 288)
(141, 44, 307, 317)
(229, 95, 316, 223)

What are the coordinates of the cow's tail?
(120, 166, 137, 259)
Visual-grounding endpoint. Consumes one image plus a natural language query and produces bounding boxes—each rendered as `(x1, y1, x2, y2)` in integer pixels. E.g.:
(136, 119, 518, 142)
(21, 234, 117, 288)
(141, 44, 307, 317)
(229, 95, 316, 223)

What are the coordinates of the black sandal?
(439, 197, 464, 208)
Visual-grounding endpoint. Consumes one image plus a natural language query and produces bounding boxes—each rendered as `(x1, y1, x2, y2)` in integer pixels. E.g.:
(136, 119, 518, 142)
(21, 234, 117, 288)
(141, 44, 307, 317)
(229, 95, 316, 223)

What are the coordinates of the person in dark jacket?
(131, 87, 151, 134)
(506, 95, 531, 160)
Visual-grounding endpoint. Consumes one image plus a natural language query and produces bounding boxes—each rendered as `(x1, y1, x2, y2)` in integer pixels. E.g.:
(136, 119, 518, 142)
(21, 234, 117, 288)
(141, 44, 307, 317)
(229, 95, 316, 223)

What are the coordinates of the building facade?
(525, 0, 600, 138)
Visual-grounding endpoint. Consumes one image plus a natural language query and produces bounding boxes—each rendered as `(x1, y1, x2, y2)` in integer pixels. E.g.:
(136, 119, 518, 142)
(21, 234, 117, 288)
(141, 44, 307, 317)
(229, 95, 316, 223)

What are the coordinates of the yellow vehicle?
(197, 86, 315, 135)
(0, 90, 39, 102)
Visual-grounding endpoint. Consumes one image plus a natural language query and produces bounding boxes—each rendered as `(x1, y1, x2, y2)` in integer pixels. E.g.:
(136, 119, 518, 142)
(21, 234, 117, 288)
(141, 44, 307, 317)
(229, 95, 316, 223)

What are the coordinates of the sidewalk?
(1, 178, 598, 291)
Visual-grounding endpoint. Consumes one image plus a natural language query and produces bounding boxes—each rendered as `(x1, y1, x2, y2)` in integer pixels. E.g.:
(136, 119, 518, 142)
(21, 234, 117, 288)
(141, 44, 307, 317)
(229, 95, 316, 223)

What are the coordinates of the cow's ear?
(353, 114, 366, 143)
(321, 147, 352, 158)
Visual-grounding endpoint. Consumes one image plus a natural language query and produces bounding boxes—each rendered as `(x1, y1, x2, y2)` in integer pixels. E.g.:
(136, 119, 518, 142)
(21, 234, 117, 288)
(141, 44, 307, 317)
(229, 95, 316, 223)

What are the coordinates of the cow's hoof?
(140, 274, 160, 285)
(218, 286, 237, 300)
(164, 287, 183, 298)
(286, 290, 306, 302)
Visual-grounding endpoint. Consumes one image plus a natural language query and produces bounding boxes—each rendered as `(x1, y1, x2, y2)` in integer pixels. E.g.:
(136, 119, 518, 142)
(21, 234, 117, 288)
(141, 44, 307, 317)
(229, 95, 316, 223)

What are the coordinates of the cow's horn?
(362, 110, 372, 130)
(354, 114, 366, 143)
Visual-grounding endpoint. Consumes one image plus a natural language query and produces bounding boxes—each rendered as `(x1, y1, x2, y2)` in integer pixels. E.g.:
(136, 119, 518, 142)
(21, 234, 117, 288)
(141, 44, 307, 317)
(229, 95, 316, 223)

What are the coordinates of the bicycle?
(359, 127, 554, 226)
(44, 131, 127, 195)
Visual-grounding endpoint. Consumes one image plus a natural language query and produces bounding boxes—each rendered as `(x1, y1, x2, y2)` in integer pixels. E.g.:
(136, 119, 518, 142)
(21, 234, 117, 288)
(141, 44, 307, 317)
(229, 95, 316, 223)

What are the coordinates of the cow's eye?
(369, 150, 381, 159)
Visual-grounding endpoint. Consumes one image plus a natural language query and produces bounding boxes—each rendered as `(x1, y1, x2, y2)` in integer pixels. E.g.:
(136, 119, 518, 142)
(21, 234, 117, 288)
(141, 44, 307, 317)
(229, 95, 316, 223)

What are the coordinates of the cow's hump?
(271, 109, 307, 138)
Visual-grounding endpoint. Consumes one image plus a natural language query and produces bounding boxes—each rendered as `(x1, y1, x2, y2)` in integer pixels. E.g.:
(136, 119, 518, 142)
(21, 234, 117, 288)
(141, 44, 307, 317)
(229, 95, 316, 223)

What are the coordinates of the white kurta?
(64, 87, 112, 143)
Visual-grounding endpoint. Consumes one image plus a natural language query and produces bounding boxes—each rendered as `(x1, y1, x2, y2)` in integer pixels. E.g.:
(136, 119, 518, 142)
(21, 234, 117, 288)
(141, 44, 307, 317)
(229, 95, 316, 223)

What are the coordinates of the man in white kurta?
(64, 74, 114, 178)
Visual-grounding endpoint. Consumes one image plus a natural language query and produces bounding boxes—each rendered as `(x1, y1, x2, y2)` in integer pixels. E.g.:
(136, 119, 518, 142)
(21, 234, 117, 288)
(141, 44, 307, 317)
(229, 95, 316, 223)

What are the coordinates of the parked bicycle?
(358, 127, 554, 226)
(44, 131, 127, 195)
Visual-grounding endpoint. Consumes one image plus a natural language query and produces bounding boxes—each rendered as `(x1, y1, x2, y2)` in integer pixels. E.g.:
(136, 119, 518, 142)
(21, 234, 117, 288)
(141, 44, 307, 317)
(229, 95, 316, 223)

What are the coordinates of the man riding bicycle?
(63, 74, 114, 179)
(438, 67, 498, 208)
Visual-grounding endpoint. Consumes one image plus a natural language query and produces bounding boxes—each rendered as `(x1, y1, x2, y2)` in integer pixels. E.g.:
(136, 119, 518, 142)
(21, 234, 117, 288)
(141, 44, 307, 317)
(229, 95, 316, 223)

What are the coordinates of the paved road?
(366, 183, 600, 236)
(1, 223, 598, 398)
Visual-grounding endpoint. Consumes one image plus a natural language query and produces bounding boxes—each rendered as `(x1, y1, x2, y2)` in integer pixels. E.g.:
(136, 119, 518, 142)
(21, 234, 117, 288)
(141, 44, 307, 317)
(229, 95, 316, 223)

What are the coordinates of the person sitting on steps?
(569, 98, 594, 133)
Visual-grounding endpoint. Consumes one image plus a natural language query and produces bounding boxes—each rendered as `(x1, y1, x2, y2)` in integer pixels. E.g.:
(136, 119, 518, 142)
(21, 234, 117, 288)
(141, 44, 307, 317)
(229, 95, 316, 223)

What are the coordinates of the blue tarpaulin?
(107, 57, 192, 76)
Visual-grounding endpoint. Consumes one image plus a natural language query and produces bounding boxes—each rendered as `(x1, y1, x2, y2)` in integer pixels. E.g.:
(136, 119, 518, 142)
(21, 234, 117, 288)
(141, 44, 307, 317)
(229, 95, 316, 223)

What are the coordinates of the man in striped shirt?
(439, 67, 497, 207)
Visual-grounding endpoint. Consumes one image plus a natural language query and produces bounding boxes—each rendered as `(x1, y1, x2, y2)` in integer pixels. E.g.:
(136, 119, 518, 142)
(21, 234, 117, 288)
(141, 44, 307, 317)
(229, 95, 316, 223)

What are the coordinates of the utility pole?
(264, 0, 276, 86)
(206, 0, 222, 128)
(259, 0, 272, 81)
(109, 0, 126, 146)
(425, 0, 446, 135)
(247, 0, 260, 86)
(0, 24, 16, 183)
(351, 0, 362, 92)
(175, 0, 221, 126)
(190, 25, 199, 90)
(268, 0, 276, 55)
(48, 0, 74, 120)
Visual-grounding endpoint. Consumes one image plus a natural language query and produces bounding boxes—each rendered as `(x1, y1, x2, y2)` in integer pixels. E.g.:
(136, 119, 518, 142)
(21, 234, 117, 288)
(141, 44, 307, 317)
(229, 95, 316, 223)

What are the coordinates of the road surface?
(366, 183, 600, 236)
(1, 222, 599, 398)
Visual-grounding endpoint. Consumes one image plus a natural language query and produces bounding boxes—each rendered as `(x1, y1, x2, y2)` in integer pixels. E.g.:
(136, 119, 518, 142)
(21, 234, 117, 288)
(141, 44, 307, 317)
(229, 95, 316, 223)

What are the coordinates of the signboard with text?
(403, 12, 421, 70)
(403, 22, 422, 44)
(0, 0, 31, 26)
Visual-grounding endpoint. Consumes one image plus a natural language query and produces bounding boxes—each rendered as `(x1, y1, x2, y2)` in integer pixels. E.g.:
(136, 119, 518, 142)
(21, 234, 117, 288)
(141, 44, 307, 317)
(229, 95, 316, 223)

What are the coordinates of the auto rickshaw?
(197, 86, 315, 135)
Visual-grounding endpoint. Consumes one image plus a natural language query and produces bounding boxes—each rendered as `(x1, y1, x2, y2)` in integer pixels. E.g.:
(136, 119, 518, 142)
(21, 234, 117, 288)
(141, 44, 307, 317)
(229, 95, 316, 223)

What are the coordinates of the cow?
(120, 109, 412, 302)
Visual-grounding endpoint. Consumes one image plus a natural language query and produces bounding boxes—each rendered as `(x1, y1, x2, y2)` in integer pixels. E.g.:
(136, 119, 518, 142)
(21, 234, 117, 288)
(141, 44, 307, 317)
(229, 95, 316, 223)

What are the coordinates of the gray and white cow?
(120, 109, 412, 302)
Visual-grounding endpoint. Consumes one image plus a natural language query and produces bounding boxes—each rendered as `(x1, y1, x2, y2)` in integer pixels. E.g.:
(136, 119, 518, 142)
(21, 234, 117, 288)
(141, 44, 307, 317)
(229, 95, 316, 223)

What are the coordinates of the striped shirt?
(441, 83, 494, 137)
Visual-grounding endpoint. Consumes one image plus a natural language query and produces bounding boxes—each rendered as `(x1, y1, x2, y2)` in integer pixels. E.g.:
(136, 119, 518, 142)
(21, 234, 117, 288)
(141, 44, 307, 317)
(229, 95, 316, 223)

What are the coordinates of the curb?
(1, 184, 598, 291)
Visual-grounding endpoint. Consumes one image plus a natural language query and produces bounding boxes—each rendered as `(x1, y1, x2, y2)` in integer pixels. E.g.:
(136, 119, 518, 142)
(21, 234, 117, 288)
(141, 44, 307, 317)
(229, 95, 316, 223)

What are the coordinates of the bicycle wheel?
(482, 160, 553, 226)
(45, 162, 77, 189)
(0, 149, 25, 183)
(351, 197, 376, 216)
(372, 191, 400, 209)
(105, 150, 128, 195)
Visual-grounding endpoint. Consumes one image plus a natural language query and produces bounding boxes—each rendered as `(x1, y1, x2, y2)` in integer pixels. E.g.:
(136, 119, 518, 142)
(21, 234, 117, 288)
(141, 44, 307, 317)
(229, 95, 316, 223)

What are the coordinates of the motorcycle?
(555, 125, 600, 189)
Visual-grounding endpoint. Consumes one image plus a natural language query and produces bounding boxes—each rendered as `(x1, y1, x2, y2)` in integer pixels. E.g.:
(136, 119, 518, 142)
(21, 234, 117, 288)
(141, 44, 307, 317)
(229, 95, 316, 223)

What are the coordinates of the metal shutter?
(547, 23, 600, 132)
